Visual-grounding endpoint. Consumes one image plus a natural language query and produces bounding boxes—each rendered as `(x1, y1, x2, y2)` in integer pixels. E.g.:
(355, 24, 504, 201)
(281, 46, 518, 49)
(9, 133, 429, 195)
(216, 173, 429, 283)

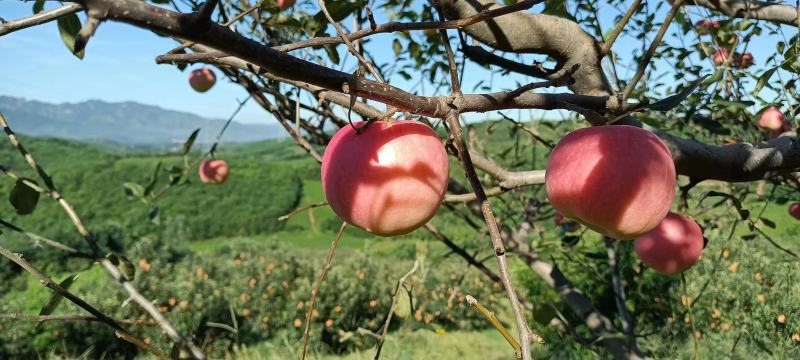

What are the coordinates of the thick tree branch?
(691, 0, 799, 26)
(441, 0, 610, 96)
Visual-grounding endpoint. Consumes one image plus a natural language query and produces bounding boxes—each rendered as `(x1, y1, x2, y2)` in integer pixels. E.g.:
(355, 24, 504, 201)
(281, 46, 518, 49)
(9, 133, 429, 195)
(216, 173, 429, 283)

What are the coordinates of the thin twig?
(431, 2, 532, 353)
(604, 238, 640, 352)
(374, 259, 420, 359)
(0, 112, 206, 360)
(278, 202, 330, 221)
(0, 217, 93, 259)
(0, 314, 157, 326)
(318, 0, 384, 82)
(600, 0, 643, 54)
(622, 0, 685, 100)
(0, 246, 168, 360)
(0, 3, 83, 37)
(300, 222, 347, 360)
(275, 0, 543, 53)
(466, 295, 522, 358)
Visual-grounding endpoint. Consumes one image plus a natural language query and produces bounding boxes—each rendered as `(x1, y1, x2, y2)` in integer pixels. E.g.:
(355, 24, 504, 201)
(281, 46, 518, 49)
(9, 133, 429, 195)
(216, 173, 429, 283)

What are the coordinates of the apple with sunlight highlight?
(277, 0, 295, 10)
(545, 125, 676, 240)
(789, 203, 800, 220)
(189, 67, 217, 93)
(321, 120, 449, 236)
(759, 107, 784, 131)
(199, 159, 229, 184)
(634, 212, 704, 274)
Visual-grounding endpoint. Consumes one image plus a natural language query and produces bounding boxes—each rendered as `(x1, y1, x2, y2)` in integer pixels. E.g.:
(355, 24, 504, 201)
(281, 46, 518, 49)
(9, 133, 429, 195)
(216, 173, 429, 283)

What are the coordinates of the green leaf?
(39, 274, 78, 316)
(753, 67, 778, 95)
(9, 178, 40, 215)
(647, 75, 708, 112)
(322, 44, 340, 65)
(143, 162, 162, 198)
(701, 191, 749, 220)
(532, 305, 557, 325)
(542, 0, 575, 21)
(759, 217, 776, 229)
(149, 206, 160, 225)
(182, 129, 200, 156)
(703, 68, 724, 85)
(32, 0, 45, 14)
(123, 182, 144, 198)
(57, 13, 85, 59)
(107, 253, 136, 281)
(392, 39, 403, 56)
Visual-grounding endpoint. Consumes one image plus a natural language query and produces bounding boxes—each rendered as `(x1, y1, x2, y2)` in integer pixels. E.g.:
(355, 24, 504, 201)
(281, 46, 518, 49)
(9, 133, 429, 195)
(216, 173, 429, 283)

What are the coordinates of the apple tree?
(2, 0, 800, 359)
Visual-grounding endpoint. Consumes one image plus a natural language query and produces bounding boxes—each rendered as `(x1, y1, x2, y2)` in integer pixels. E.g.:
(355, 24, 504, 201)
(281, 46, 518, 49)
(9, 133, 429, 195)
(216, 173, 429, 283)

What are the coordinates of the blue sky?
(0, 1, 791, 125)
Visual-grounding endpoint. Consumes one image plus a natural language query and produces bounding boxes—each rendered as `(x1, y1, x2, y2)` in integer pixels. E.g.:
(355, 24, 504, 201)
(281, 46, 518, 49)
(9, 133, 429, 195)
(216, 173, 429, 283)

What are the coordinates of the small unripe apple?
(789, 203, 800, 220)
(545, 125, 676, 240)
(189, 68, 216, 93)
(321, 120, 449, 236)
(199, 159, 229, 184)
(695, 20, 720, 35)
(739, 52, 754, 68)
(277, 0, 295, 10)
(758, 107, 784, 131)
(634, 212, 704, 274)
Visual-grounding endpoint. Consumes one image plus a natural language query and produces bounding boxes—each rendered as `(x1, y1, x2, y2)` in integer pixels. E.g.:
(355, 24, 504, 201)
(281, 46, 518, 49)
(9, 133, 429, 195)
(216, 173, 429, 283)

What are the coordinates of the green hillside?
(0, 136, 311, 262)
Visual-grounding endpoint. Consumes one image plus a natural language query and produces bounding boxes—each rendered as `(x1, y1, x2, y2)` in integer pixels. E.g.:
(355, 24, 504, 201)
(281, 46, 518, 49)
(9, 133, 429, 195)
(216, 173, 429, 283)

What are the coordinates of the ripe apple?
(789, 203, 800, 220)
(545, 125, 676, 240)
(189, 67, 216, 93)
(695, 19, 720, 35)
(634, 212, 704, 274)
(277, 0, 295, 10)
(321, 120, 449, 236)
(712, 48, 732, 66)
(758, 107, 784, 131)
(740, 52, 754, 68)
(199, 159, 229, 184)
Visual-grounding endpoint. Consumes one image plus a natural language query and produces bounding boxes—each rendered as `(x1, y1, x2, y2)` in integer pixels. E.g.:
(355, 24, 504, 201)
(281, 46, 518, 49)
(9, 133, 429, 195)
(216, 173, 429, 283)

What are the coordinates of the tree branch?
(690, 0, 799, 26)
(0, 246, 169, 360)
(0, 3, 83, 37)
(0, 113, 206, 360)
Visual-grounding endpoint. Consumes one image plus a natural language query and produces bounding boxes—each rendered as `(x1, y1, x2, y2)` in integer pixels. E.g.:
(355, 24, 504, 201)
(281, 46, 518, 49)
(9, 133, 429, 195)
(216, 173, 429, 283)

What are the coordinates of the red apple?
(695, 20, 720, 35)
(189, 67, 216, 93)
(758, 107, 784, 131)
(712, 48, 731, 66)
(199, 159, 229, 184)
(277, 0, 295, 10)
(789, 203, 800, 220)
(739, 52, 754, 68)
(545, 125, 676, 240)
(321, 120, 449, 236)
(634, 212, 704, 274)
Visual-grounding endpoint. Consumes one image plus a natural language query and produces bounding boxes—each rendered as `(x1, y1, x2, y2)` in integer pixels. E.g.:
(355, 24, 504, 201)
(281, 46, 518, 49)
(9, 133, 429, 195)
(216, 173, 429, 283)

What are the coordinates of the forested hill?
(0, 136, 318, 256)
(0, 95, 284, 148)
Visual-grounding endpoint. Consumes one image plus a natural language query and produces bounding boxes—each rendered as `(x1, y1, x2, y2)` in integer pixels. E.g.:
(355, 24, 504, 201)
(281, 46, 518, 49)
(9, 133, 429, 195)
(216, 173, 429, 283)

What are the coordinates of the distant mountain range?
(0, 96, 285, 148)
